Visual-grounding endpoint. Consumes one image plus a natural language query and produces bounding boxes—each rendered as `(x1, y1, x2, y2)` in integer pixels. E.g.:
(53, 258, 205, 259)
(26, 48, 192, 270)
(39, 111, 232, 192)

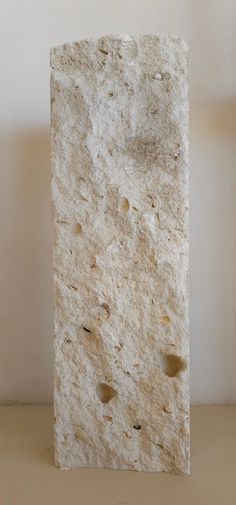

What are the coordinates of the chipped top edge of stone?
(50, 33, 189, 57)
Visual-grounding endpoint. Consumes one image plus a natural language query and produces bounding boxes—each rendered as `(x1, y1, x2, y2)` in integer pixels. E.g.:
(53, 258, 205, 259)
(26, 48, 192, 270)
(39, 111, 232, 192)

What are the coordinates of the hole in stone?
(80, 195, 88, 202)
(100, 303, 110, 318)
(133, 424, 141, 430)
(98, 48, 109, 55)
(68, 285, 78, 291)
(56, 219, 69, 225)
(75, 223, 82, 235)
(160, 354, 184, 378)
(96, 383, 117, 403)
(163, 405, 174, 414)
(103, 415, 113, 422)
(83, 326, 92, 334)
(114, 342, 123, 351)
(161, 315, 170, 325)
(74, 427, 86, 441)
(120, 197, 130, 212)
(108, 92, 114, 97)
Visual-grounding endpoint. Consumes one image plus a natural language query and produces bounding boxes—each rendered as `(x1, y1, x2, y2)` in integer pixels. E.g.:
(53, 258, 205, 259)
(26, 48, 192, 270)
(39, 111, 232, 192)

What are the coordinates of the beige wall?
(0, 0, 235, 403)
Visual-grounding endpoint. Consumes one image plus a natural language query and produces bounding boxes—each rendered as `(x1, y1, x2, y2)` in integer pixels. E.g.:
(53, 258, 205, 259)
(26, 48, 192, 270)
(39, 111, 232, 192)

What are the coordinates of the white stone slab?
(51, 34, 189, 474)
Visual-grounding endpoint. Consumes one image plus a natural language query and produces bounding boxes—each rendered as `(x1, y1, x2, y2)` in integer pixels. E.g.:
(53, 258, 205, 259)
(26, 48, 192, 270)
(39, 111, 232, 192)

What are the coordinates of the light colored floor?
(0, 406, 235, 505)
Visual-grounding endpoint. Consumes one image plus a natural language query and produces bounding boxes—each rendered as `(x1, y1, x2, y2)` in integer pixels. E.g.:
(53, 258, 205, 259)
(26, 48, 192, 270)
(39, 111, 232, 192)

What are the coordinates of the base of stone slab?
(2, 405, 236, 505)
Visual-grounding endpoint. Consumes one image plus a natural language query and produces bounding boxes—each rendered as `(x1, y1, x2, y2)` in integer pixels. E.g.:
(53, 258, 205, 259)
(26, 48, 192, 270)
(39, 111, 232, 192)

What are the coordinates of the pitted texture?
(51, 34, 189, 474)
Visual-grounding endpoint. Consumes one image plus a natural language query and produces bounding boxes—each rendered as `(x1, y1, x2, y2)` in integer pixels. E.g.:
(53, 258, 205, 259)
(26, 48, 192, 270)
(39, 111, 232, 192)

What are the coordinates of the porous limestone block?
(51, 34, 189, 474)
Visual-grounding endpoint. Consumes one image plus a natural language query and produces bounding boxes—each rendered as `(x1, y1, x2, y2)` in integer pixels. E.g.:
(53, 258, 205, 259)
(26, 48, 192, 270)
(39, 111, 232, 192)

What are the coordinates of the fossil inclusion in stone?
(51, 34, 189, 474)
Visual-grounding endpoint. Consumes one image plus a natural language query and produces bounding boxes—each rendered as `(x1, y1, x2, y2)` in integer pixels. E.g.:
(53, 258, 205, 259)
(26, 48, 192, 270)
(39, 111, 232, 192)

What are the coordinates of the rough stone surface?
(51, 34, 189, 474)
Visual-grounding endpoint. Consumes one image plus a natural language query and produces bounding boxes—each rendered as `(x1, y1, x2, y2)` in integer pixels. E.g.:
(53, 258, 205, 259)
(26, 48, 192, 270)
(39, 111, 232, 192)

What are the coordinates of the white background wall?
(0, 0, 235, 404)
